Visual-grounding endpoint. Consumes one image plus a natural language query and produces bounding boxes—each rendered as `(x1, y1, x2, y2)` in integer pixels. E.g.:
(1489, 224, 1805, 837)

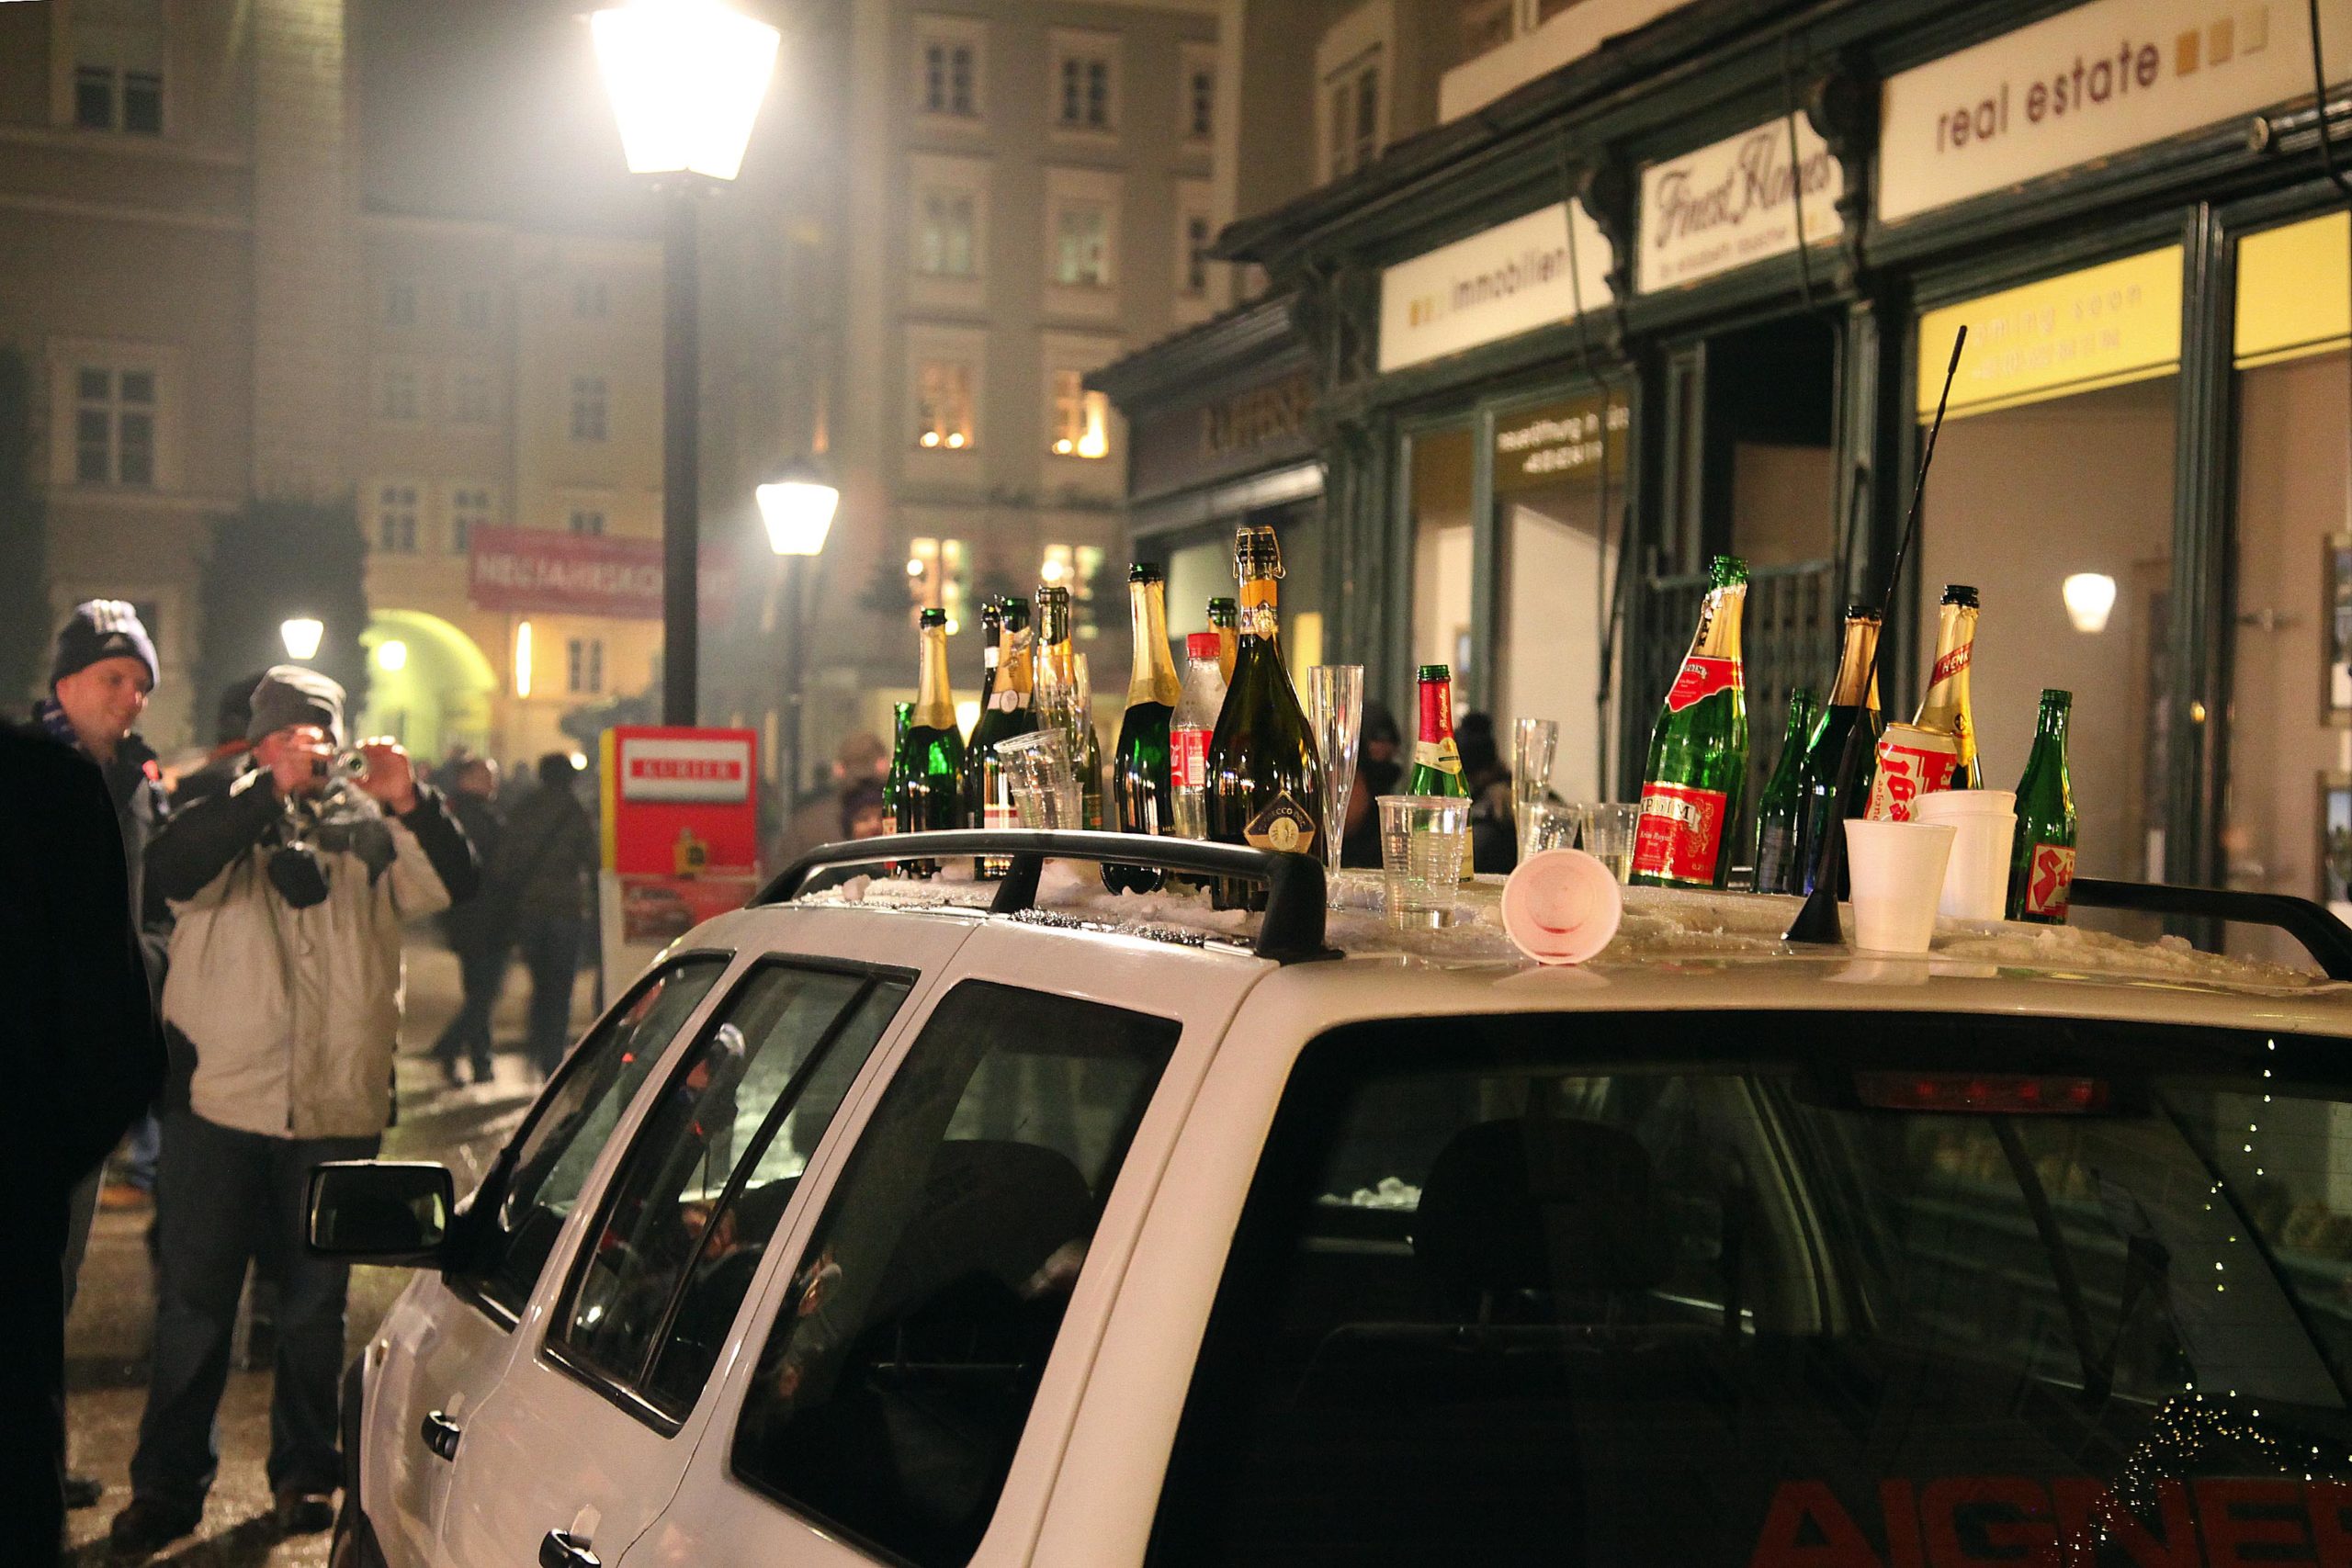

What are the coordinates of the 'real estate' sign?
(1638, 116, 1840, 294)
(469, 527, 662, 619)
(1880, 0, 2352, 223)
(1378, 200, 1613, 374)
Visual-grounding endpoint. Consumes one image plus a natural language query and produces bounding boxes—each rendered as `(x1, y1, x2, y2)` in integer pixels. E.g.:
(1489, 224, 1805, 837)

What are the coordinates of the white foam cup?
(1843, 818, 1958, 953)
(1913, 789, 2018, 922)
(1500, 849, 1623, 965)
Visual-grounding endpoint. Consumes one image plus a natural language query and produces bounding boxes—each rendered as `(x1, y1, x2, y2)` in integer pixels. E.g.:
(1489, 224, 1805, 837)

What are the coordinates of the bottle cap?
(2040, 688, 2073, 707)
(1185, 632, 1220, 660)
(1942, 584, 1980, 606)
(919, 607, 947, 627)
(1844, 603, 1883, 623)
(1129, 561, 1163, 583)
(1417, 664, 1452, 683)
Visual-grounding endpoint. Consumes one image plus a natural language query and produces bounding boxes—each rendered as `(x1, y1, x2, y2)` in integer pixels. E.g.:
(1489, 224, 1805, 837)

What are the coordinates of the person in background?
(107, 668, 479, 1554)
(775, 731, 890, 864)
(168, 673, 266, 810)
(1340, 699, 1403, 869)
(432, 758, 507, 1087)
(1, 716, 164, 1564)
(35, 601, 171, 1515)
(494, 752, 599, 1079)
(1455, 712, 1518, 874)
(842, 779, 888, 840)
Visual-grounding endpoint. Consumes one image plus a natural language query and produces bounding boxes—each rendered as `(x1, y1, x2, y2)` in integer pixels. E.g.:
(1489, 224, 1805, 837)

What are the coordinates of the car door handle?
(419, 1408, 461, 1461)
(540, 1529, 603, 1568)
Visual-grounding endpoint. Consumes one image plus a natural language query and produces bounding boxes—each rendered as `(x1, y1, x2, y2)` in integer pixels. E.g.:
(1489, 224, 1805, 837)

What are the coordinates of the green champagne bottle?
(899, 607, 966, 875)
(1204, 525, 1324, 910)
(962, 596, 1035, 877)
(1106, 563, 1184, 893)
(2007, 688, 2077, 923)
(1751, 687, 1819, 895)
(1631, 555, 1748, 889)
(1793, 606, 1883, 897)
(1035, 585, 1104, 831)
(883, 700, 912, 833)
(1407, 665, 1469, 797)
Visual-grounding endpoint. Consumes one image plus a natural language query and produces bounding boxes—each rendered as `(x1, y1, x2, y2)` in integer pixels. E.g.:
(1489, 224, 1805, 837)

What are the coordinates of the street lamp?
(280, 616, 324, 661)
(757, 461, 840, 807)
(592, 0, 781, 727)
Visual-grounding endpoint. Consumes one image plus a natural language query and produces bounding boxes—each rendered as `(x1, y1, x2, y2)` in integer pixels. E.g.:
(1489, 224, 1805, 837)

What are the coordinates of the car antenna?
(1784, 323, 1967, 945)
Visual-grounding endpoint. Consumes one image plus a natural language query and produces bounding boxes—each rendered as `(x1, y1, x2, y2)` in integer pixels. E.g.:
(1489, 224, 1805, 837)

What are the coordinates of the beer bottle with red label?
(2007, 688, 2076, 923)
(1914, 583, 1983, 789)
(1631, 555, 1748, 889)
(1205, 525, 1324, 909)
(1794, 605, 1883, 896)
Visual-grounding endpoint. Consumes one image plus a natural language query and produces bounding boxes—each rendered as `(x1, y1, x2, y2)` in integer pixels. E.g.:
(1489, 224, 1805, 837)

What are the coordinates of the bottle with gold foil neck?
(899, 607, 967, 874)
(1204, 525, 1324, 908)
(1106, 563, 1184, 892)
(1914, 584, 1983, 789)
(1792, 604, 1883, 896)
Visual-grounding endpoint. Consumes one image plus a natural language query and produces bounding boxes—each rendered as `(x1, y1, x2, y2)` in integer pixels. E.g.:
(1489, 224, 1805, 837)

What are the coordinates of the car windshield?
(1149, 1010, 2352, 1568)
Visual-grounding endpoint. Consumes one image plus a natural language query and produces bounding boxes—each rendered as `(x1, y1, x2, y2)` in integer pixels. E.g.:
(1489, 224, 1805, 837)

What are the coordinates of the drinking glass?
(1511, 717, 1559, 863)
(1379, 794, 1470, 913)
(1307, 665, 1364, 896)
(996, 729, 1081, 829)
(1521, 801, 1586, 856)
(1581, 803, 1641, 883)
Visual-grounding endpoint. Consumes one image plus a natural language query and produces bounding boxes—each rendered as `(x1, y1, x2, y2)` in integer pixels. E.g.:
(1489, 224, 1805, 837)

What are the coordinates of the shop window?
(571, 376, 609, 442)
(916, 188, 977, 277)
(1048, 370, 1109, 459)
(567, 637, 605, 695)
(375, 484, 419, 554)
(915, 361, 974, 450)
(1409, 424, 1476, 690)
(1052, 203, 1111, 288)
(73, 366, 156, 487)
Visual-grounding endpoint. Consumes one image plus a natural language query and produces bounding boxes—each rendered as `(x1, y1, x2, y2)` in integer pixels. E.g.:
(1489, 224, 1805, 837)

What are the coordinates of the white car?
(311, 829, 2352, 1568)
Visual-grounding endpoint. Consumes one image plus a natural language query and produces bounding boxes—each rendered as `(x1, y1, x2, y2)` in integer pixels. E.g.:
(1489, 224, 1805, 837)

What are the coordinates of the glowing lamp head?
(591, 0, 781, 183)
(755, 464, 840, 557)
(2062, 572, 2118, 634)
(280, 616, 324, 660)
(373, 638, 409, 672)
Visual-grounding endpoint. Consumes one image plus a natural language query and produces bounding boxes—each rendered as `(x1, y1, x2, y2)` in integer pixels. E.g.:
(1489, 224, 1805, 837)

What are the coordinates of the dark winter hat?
(247, 664, 345, 747)
(51, 600, 159, 689)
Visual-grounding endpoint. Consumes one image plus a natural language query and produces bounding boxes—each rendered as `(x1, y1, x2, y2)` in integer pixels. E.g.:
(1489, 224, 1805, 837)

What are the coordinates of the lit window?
(457, 288, 493, 331)
(1048, 370, 1110, 459)
(1053, 204, 1110, 287)
(571, 376, 609, 442)
(572, 278, 608, 321)
(450, 487, 492, 552)
(915, 361, 974, 450)
(569, 508, 606, 536)
(567, 637, 605, 694)
(905, 536, 970, 621)
(383, 283, 417, 328)
(916, 190, 977, 276)
(451, 371, 493, 423)
(378, 367, 419, 423)
(73, 367, 156, 487)
(376, 484, 419, 554)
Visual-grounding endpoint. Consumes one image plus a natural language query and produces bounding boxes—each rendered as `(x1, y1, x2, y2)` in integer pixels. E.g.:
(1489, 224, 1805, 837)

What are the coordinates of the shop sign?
(1129, 368, 1317, 500)
(469, 526, 662, 618)
(1880, 0, 2352, 224)
(1493, 394, 1630, 493)
(1916, 247, 2183, 420)
(2238, 210, 2350, 367)
(1637, 116, 1840, 294)
(1377, 200, 1613, 374)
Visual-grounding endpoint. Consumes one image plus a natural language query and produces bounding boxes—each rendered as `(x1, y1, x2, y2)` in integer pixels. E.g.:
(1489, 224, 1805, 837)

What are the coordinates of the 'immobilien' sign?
(1377, 200, 1613, 374)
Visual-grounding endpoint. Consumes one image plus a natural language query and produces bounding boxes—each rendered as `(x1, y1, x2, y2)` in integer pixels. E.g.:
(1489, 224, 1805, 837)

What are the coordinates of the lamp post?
(756, 461, 840, 807)
(592, 0, 780, 727)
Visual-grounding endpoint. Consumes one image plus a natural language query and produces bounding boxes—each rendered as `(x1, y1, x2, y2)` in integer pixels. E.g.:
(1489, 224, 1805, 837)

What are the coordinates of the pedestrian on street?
(167, 671, 266, 811)
(494, 751, 598, 1079)
(107, 667, 480, 1555)
(432, 757, 507, 1087)
(35, 601, 173, 1514)
(0, 719, 164, 1566)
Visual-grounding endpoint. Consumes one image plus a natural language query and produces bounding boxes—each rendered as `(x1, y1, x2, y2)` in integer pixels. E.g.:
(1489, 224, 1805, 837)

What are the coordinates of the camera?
(308, 748, 368, 783)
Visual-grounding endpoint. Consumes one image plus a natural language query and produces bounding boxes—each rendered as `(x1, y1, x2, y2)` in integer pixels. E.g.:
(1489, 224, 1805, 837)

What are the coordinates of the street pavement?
(61, 935, 596, 1565)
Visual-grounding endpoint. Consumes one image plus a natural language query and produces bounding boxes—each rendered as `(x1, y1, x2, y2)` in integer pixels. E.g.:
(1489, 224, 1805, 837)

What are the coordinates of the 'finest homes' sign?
(1881, 0, 2352, 223)
(1638, 116, 1841, 294)
(1378, 200, 1613, 374)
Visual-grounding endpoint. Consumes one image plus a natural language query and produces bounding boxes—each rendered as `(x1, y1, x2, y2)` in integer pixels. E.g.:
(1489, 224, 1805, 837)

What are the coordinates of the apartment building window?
(1182, 45, 1216, 141)
(1048, 370, 1110, 459)
(569, 508, 606, 536)
(378, 367, 420, 423)
(1053, 204, 1111, 288)
(74, 367, 155, 486)
(457, 288, 493, 331)
(1325, 49, 1383, 181)
(1051, 34, 1116, 131)
(572, 278, 608, 321)
(451, 371, 493, 424)
(383, 283, 417, 328)
(1183, 214, 1213, 296)
(450, 487, 493, 552)
(915, 362, 974, 450)
(375, 484, 419, 554)
(571, 376, 609, 442)
(916, 189, 977, 277)
(922, 40, 978, 116)
(567, 637, 605, 694)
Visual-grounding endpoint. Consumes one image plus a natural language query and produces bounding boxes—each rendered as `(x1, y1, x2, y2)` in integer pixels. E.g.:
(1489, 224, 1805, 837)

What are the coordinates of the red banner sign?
(469, 527, 662, 619)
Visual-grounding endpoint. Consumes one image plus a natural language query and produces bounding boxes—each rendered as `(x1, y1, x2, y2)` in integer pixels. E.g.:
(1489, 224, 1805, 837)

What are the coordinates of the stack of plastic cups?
(1913, 788, 2018, 922)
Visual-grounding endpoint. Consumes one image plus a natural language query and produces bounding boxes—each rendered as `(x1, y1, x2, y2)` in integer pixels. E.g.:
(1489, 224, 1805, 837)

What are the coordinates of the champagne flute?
(1511, 717, 1559, 863)
(1306, 665, 1363, 900)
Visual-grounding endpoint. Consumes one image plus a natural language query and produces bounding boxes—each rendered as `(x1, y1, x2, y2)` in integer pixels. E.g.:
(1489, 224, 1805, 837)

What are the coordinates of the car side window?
(462, 956, 730, 1318)
(729, 980, 1182, 1568)
(550, 962, 912, 1417)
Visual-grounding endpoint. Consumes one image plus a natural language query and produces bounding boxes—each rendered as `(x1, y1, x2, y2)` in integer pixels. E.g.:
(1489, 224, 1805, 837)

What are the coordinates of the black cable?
(2310, 0, 2352, 533)
(1561, 141, 1634, 793)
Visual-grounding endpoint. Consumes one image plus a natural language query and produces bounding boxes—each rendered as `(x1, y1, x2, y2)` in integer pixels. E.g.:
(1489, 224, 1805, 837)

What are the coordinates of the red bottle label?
(1632, 781, 1729, 886)
(2024, 843, 2075, 918)
(1928, 640, 1973, 686)
(1664, 656, 1742, 713)
(1171, 726, 1210, 789)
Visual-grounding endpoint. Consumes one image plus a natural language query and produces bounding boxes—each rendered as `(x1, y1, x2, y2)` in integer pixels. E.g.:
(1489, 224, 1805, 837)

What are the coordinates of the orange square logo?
(2176, 28, 2202, 73)
(2244, 5, 2269, 52)
(2210, 17, 2235, 62)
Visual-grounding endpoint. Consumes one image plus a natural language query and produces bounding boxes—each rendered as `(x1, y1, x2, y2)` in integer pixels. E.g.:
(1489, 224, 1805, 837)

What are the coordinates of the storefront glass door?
(1408, 423, 1476, 693)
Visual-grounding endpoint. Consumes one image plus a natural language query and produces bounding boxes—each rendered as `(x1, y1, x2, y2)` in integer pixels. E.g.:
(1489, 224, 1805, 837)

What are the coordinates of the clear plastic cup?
(1913, 788, 2018, 922)
(1521, 800, 1586, 856)
(1379, 795, 1470, 913)
(1580, 803, 1640, 884)
(995, 729, 1081, 829)
(1843, 818, 1959, 953)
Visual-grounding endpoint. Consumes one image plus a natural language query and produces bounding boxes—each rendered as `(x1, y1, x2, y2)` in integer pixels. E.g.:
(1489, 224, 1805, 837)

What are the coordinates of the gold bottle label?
(1242, 791, 1316, 855)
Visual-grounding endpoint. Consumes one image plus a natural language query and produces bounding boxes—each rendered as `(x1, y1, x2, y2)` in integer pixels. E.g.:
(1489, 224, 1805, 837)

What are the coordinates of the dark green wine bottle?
(2007, 688, 2076, 923)
(1751, 686, 1818, 895)
(962, 596, 1035, 877)
(884, 699, 912, 832)
(1631, 555, 1748, 889)
(1204, 525, 1324, 910)
(1793, 606, 1883, 897)
(899, 607, 966, 876)
(1106, 563, 1183, 893)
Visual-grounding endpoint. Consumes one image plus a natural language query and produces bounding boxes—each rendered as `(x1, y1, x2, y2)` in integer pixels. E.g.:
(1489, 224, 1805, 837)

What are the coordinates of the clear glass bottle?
(1169, 631, 1227, 842)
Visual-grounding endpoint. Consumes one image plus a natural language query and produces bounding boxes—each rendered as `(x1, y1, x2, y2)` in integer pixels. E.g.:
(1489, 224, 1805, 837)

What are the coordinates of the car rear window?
(1148, 1011, 2352, 1568)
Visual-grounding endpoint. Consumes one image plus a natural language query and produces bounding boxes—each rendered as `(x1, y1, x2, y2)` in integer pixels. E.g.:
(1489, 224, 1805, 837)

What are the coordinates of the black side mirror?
(307, 1160, 456, 1267)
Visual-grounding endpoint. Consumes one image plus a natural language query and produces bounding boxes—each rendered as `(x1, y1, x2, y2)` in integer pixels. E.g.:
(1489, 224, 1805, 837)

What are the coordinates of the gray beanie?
(247, 664, 345, 746)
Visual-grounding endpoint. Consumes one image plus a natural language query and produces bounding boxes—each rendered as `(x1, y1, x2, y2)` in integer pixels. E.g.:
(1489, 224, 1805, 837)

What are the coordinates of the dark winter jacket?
(440, 790, 507, 953)
(493, 783, 598, 923)
(36, 699, 172, 997)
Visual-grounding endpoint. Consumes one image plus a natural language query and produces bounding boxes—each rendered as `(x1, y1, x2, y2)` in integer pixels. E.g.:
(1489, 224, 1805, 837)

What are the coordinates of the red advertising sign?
(598, 726, 762, 876)
(470, 527, 662, 619)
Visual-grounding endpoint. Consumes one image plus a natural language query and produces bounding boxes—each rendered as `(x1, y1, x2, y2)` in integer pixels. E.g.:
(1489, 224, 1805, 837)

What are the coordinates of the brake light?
(1855, 1071, 2109, 1114)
